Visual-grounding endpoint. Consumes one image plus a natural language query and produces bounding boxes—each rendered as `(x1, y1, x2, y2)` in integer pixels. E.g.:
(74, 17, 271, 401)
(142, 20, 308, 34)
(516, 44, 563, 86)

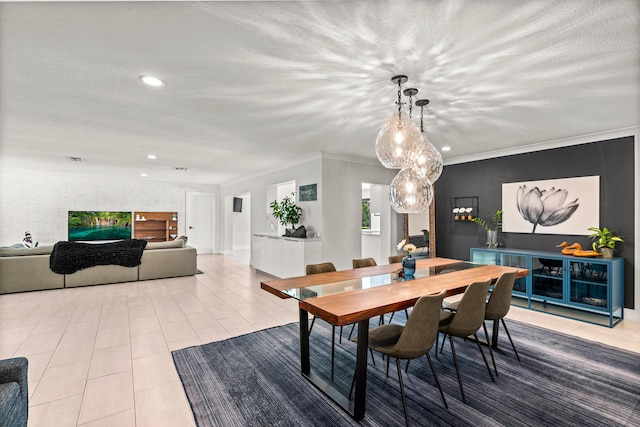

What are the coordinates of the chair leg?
(331, 326, 335, 381)
(386, 355, 390, 377)
(339, 326, 343, 344)
(473, 333, 495, 382)
(483, 321, 498, 377)
(501, 318, 521, 361)
(308, 316, 316, 336)
(439, 332, 448, 354)
(395, 358, 410, 427)
(405, 359, 410, 374)
(348, 323, 357, 340)
(426, 353, 448, 409)
(448, 336, 466, 404)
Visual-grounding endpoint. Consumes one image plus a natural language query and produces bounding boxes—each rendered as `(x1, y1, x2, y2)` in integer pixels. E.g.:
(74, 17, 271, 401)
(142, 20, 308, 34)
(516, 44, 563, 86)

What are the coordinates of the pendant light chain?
(408, 94, 413, 118)
(396, 80, 403, 119)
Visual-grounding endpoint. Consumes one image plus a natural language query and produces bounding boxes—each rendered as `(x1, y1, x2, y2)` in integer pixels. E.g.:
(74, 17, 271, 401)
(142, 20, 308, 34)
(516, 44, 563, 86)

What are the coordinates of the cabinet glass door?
(499, 253, 528, 294)
(531, 256, 564, 301)
(568, 260, 608, 311)
(471, 250, 496, 265)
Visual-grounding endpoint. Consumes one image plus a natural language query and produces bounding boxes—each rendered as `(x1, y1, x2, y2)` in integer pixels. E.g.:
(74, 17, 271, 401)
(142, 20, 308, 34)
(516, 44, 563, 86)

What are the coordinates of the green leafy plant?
(588, 227, 623, 252)
(470, 210, 503, 232)
(361, 200, 371, 229)
(270, 193, 303, 229)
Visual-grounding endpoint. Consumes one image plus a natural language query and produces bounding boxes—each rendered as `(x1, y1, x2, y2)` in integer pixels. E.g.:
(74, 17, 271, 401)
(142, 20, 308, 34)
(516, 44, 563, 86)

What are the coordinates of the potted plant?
(588, 226, 623, 258)
(270, 193, 303, 236)
(471, 210, 503, 248)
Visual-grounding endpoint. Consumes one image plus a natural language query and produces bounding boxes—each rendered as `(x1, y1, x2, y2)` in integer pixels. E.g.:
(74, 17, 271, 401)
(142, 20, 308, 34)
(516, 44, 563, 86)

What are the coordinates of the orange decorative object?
(567, 243, 600, 257)
(556, 242, 575, 255)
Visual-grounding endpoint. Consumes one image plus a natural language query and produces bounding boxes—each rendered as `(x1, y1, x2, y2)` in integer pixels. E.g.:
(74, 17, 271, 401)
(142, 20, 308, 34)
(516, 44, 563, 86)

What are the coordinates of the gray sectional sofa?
(0, 238, 197, 294)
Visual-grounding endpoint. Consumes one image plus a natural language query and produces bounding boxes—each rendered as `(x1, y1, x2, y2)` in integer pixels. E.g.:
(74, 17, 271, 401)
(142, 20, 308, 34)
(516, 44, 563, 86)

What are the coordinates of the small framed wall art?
(299, 183, 317, 201)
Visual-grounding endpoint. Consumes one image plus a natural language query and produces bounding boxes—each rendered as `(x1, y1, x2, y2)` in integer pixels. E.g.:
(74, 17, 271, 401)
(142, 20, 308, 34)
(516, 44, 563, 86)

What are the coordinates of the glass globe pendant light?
(389, 166, 433, 214)
(375, 75, 423, 169)
(412, 99, 443, 184)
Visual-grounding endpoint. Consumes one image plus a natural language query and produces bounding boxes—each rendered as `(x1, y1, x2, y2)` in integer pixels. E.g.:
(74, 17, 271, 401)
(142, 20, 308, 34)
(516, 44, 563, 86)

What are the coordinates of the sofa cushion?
(145, 239, 185, 250)
(0, 245, 54, 257)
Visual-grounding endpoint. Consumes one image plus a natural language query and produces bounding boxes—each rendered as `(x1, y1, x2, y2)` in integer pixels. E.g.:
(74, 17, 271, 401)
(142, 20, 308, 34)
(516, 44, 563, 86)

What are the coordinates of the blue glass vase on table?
(397, 239, 417, 277)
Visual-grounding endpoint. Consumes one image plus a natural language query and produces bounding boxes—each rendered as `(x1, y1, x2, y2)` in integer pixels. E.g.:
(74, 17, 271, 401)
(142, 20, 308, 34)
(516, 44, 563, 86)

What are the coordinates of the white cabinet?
(251, 234, 321, 278)
(250, 235, 264, 271)
(264, 236, 281, 278)
(281, 239, 304, 278)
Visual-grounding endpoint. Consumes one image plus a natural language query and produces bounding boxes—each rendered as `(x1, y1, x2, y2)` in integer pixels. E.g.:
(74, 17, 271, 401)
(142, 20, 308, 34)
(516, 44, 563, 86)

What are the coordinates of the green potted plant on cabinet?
(588, 226, 623, 258)
(471, 210, 503, 248)
(270, 193, 303, 236)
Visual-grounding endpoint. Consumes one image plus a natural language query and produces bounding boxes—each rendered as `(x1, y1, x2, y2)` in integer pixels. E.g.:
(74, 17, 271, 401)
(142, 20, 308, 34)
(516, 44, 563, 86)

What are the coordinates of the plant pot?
(486, 230, 498, 248)
(600, 248, 614, 259)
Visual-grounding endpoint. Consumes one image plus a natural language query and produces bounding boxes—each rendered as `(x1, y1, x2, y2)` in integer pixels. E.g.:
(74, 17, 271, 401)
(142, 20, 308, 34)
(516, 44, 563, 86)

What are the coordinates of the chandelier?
(375, 75, 423, 169)
(389, 166, 433, 214)
(376, 75, 441, 214)
(412, 99, 443, 184)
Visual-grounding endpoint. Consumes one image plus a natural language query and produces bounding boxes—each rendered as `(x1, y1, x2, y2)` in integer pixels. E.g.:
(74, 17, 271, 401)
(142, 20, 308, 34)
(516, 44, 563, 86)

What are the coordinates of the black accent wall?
(435, 136, 635, 308)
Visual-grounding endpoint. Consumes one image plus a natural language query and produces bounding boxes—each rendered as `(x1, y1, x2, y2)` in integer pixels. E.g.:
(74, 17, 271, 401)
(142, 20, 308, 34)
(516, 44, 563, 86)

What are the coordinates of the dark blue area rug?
(172, 316, 640, 426)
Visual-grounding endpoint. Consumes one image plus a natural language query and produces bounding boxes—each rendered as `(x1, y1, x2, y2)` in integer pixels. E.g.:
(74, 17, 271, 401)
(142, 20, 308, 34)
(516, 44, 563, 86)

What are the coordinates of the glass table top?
(282, 261, 485, 301)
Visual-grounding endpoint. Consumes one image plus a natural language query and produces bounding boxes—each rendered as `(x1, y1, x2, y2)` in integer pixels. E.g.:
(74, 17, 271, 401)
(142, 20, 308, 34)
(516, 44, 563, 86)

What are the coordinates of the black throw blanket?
(50, 239, 147, 274)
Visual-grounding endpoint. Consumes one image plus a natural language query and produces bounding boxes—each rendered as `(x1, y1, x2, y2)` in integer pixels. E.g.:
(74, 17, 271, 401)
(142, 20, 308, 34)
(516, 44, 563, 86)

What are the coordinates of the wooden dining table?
(261, 257, 529, 420)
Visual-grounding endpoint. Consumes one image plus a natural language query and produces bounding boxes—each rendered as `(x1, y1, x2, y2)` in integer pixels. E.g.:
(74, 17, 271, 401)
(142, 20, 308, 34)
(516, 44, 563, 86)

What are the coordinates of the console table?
(470, 248, 624, 327)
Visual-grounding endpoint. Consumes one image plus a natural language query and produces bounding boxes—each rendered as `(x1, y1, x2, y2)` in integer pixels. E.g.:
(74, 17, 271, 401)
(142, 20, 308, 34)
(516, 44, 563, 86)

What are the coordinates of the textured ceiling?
(0, 1, 638, 185)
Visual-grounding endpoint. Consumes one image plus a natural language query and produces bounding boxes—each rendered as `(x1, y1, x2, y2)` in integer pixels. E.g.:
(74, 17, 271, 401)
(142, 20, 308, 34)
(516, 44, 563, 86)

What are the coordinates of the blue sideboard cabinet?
(471, 248, 624, 327)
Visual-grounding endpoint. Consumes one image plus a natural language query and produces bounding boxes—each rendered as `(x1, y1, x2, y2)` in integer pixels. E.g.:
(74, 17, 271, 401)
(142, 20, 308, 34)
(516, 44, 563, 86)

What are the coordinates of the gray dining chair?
(388, 254, 404, 264)
(350, 258, 409, 335)
(483, 271, 521, 365)
(352, 289, 448, 426)
(305, 262, 338, 380)
(352, 257, 377, 269)
(444, 270, 520, 376)
(345, 258, 378, 341)
(438, 279, 495, 404)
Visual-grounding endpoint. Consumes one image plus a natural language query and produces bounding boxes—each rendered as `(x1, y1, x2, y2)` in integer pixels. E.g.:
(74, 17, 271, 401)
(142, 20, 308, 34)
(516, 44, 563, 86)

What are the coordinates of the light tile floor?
(1, 254, 638, 427)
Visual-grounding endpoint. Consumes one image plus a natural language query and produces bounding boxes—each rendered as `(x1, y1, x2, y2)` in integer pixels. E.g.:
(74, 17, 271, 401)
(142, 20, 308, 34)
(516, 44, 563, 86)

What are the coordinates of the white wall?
(220, 153, 323, 238)
(232, 194, 251, 249)
(0, 171, 217, 246)
(322, 155, 401, 270)
(219, 152, 401, 271)
(409, 212, 429, 235)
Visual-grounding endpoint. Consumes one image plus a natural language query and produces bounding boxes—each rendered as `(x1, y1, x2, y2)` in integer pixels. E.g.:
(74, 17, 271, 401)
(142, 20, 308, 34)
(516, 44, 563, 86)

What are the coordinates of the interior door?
(186, 192, 213, 254)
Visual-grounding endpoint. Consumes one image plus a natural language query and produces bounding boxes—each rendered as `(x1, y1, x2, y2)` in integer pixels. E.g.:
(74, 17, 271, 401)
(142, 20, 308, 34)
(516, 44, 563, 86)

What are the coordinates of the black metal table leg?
(353, 319, 369, 420)
(300, 308, 310, 374)
(491, 318, 499, 349)
(298, 308, 368, 421)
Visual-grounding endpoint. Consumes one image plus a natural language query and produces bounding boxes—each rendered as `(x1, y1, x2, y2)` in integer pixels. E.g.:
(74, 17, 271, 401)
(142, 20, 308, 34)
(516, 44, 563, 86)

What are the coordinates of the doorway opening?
(224, 193, 251, 264)
(360, 183, 395, 265)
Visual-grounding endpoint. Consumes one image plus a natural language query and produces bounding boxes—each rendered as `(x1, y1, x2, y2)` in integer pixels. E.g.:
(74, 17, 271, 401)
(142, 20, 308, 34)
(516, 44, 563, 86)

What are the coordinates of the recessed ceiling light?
(441, 146, 452, 152)
(147, 154, 157, 160)
(140, 173, 148, 177)
(139, 76, 164, 87)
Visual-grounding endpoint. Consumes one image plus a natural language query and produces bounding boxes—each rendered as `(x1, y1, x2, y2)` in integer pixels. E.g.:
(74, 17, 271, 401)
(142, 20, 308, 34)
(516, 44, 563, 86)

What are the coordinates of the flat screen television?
(68, 211, 132, 241)
(233, 197, 243, 212)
